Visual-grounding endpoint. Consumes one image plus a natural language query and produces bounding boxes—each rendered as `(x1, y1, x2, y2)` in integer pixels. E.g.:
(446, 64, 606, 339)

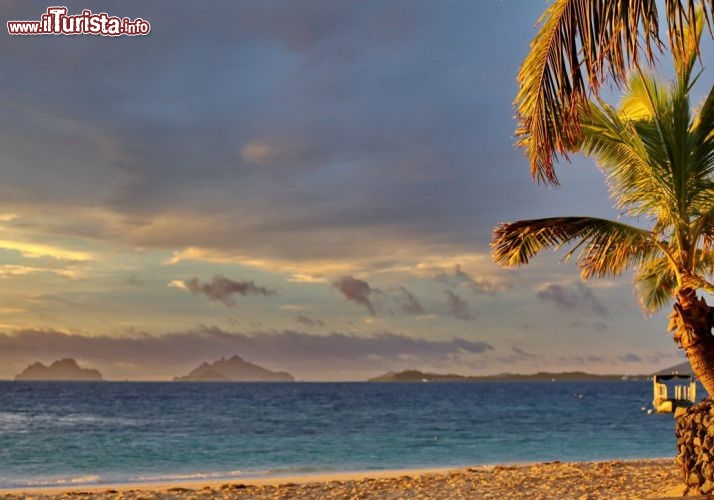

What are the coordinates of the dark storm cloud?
(295, 315, 324, 328)
(445, 290, 473, 321)
(184, 275, 276, 307)
(536, 283, 608, 316)
(0, 1, 556, 264)
(333, 276, 377, 315)
(398, 286, 424, 315)
(0, 327, 494, 379)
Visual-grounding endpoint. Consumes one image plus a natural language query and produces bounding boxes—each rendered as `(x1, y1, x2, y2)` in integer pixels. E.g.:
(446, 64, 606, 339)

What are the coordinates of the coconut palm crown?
(494, 17, 714, 394)
(517, 0, 714, 185)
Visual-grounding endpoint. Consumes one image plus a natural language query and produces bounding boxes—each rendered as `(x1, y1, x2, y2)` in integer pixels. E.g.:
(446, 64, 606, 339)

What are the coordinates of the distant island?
(174, 355, 294, 382)
(15, 358, 103, 381)
(369, 370, 648, 383)
(655, 360, 692, 376)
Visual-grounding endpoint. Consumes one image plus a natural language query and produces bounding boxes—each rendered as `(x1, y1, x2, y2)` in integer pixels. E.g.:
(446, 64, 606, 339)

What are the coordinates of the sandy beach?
(0, 458, 685, 499)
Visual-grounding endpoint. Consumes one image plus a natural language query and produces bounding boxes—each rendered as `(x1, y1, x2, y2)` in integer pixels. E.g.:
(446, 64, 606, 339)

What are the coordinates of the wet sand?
(0, 458, 684, 499)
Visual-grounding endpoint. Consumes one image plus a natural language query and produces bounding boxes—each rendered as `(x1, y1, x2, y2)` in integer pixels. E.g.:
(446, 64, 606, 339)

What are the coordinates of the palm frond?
(671, 7, 704, 81)
(491, 217, 657, 279)
(516, 0, 712, 184)
(581, 67, 714, 260)
(634, 257, 677, 312)
(693, 250, 714, 291)
(688, 84, 714, 203)
(692, 197, 714, 254)
(579, 80, 677, 220)
(618, 70, 669, 121)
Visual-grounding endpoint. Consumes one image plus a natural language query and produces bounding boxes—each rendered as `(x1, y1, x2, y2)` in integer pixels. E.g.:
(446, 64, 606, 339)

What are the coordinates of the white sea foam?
(0, 412, 143, 440)
(0, 412, 29, 433)
(132, 470, 243, 482)
(0, 412, 26, 422)
(26, 475, 102, 486)
(16, 413, 143, 428)
(52, 414, 140, 427)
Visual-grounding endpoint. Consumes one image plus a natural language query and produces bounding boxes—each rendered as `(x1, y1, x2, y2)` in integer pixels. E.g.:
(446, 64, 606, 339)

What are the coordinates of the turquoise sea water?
(0, 381, 680, 488)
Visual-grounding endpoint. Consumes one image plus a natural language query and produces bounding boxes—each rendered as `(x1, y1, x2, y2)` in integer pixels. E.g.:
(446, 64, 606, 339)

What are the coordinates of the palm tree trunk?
(670, 287, 714, 396)
(685, 337, 714, 396)
(674, 289, 714, 495)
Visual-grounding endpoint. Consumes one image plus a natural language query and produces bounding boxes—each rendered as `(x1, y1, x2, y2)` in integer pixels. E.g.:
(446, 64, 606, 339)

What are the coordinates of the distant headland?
(174, 355, 294, 382)
(368, 370, 648, 383)
(15, 358, 103, 381)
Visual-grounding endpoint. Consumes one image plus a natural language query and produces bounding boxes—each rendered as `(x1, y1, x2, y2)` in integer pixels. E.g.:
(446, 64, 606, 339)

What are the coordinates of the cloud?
(569, 320, 611, 332)
(536, 282, 608, 316)
(0, 265, 53, 277)
(555, 353, 651, 368)
(280, 304, 308, 311)
(0, 240, 92, 262)
(0, 0, 562, 285)
(167, 246, 356, 283)
(436, 264, 507, 295)
(445, 289, 474, 320)
(619, 352, 643, 363)
(295, 315, 324, 328)
(0, 327, 494, 380)
(511, 346, 538, 359)
(398, 286, 424, 315)
(0, 0, 641, 377)
(241, 140, 279, 164)
(125, 273, 143, 286)
(181, 275, 276, 307)
(241, 138, 311, 166)
(495, 346, 540, 364)
(333, 276, 377, 315)
(0, 259, 85, 280)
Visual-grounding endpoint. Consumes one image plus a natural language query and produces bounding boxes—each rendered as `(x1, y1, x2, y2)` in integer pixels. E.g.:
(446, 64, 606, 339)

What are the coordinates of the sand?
(0, 458, 686, 499)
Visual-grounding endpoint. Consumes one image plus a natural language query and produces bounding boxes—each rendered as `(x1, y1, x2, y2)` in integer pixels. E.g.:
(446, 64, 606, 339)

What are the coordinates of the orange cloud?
(0, 240, 92, 261)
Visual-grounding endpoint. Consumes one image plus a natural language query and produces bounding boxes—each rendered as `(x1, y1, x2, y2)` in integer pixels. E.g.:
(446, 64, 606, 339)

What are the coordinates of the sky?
(0, 0, 709, 380)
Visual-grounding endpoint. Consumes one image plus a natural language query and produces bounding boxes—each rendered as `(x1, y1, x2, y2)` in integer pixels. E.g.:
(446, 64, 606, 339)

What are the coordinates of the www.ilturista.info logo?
(7, 7, 150, 36)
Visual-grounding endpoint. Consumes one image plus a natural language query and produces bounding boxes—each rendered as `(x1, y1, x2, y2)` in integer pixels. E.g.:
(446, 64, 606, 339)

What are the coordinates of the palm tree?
(493, 17, 714, 395)
(516, 0, 714, 185)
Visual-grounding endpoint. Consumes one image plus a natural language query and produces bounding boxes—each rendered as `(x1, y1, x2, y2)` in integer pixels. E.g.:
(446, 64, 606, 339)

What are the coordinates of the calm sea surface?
(0, 381, 681, 488)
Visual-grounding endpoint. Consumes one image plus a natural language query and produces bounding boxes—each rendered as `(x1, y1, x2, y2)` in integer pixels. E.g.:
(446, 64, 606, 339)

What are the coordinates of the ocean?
(0, 380, 680, 489)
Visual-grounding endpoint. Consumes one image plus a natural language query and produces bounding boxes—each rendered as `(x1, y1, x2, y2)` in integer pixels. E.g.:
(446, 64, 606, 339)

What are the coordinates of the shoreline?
(0, 455, 673, 492)
(0, 457, 684, 499)
(0, 466, 465, 495)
